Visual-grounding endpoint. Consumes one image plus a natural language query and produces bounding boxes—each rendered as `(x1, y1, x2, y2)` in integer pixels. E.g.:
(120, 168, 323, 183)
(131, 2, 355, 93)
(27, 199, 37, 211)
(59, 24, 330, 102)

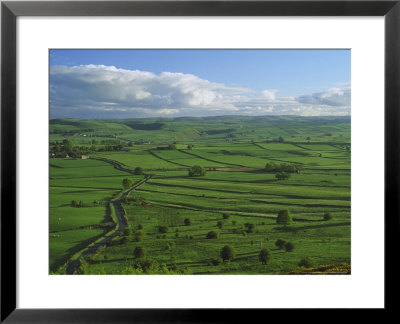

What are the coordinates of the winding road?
(65, 160, 152, 274)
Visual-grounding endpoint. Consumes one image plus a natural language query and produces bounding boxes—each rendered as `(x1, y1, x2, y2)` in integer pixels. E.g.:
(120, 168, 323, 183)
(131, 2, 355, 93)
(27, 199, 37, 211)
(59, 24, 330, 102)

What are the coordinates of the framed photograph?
(1, 0, 399, 321)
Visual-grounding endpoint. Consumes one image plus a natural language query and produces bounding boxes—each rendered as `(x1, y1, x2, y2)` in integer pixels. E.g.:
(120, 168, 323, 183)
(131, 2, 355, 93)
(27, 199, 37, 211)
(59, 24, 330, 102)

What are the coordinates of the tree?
(133, 167, 143, 175)
(184, 218, 191, 226)
(324, 212, 333, 221)
(298, 257, 313, 268)
(222, 213, 230, 220)
(206, 231, 219, 239)
(187, 144, 194, 150)
(168, 144, 177, 150)
(122, 178, 133, 190)
(275, 239, 286, 249)
(71, 200, 78, 207)
(278, 136, 284, 142)
(133, 246, 146, 259)
(217, 221, 223, 229)
(188, 165, 206, 177)
(275, 172, 290, 180)
(134, 231, 144, 242)
(265, 162, 279, 172)
(285, 242, 295, 252)
(258, 249, 272, 264)
(276, 210, 292, 225)
(123, 227, 132, 236)
(158, 225, 168, 233)
(221, 245, 236, 261)
(63, 139, 75, 153)
(244, 223, 254, 233)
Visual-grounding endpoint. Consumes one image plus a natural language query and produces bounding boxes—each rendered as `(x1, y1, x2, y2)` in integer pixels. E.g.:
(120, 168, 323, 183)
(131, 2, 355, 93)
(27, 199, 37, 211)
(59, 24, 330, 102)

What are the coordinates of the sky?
(49, 49, 351, 119)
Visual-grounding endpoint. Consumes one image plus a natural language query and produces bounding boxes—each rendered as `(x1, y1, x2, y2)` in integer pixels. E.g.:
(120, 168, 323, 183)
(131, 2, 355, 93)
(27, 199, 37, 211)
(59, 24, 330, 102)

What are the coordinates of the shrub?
(275, 239, 286, 249)
(184, 218, 191, 226)
(298, 257, 314, 268)
(244, 223, 254, 233)
(188, 165, 206, 177)
(275, 172, 290, 180)
(133, 167, 143, 175)
(222, 213, 230, 220)
(259, 249, 272, 265)
(221, 245, 236, 261)
(211, 258, 222, 266)
(134, 231, 144, 242)
(265, 162, 297, 173)
(206, 231, 219, 239)
(123, 228, 132, 236)
(285, 242, 295, 252)
(137, 224, 143, 230)
(165, 242, 175, 250)
(120, 236, 129, 244)
(133, 246, 146, 259)
(276, 210, 292, 225)
(324, 213, 333, 221)
(122, 178, 133, 190)
(158, 225, 168, 233)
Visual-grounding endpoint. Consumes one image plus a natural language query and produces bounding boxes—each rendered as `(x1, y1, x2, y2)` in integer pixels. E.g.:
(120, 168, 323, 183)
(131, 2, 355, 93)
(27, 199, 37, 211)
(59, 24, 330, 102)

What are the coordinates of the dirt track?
(65, 161, 152, 274)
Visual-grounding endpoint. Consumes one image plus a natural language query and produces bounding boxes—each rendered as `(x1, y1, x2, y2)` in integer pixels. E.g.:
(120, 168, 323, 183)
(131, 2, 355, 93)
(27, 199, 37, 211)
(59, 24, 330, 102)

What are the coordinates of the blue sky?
(50, 49, 350, 119)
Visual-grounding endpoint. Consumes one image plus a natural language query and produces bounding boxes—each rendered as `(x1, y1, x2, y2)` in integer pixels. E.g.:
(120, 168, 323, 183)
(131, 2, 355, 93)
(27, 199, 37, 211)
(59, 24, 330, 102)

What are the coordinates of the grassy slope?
(49, 116, 351, 274)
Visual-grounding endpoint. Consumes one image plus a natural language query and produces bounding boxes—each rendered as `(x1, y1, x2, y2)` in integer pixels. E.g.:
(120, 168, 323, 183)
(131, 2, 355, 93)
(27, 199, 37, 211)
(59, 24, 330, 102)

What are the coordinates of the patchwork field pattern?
(49, 116, 351, 274)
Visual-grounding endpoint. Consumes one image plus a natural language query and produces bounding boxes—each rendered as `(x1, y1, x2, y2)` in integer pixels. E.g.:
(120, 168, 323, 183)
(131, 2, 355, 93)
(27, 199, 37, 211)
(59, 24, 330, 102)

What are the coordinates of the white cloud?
(297, 85, 351, 107)
(261, 89, 278, 100)
(50, 64, 350, 118)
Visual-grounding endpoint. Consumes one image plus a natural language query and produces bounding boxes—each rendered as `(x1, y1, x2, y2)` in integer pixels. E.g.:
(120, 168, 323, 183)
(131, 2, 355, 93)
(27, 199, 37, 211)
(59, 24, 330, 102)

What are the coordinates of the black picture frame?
(1, 0, 399, 322)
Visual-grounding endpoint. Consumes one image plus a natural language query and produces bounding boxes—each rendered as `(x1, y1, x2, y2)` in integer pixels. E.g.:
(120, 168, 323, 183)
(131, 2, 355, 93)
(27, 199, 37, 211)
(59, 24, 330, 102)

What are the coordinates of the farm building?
(81, 155, 90, 159)
(120, 148, 130, 152)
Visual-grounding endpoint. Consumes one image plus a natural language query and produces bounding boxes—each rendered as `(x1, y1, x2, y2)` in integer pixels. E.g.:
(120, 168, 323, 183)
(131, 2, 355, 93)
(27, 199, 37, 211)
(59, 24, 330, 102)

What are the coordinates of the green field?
(49, 115, 351, 274)
(49, 158, 143, 272)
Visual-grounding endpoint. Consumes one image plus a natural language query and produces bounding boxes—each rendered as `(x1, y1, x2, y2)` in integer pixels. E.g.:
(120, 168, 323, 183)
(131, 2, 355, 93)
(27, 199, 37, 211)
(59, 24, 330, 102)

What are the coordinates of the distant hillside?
(49, 115, 350, 144)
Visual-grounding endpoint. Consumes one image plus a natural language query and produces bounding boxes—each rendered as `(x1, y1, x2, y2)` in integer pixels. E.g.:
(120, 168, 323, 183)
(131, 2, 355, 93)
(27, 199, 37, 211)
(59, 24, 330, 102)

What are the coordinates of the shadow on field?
(291, 217, 323, 222)
(274, 221, 351, 233)
(251, 199, 350, 209)
(167, 260, 207, 268)
(90, 257, 135, 265)
(147, 181, 350, 201)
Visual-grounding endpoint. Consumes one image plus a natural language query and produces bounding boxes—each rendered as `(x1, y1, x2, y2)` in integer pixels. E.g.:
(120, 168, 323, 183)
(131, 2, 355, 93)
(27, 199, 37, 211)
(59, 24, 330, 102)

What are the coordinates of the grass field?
(49, 116, 351, 274)
(49, 158, 142, 272)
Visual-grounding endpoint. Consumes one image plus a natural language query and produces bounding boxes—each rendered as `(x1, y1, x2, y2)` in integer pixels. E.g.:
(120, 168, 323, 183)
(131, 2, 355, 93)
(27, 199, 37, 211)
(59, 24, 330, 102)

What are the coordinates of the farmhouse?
(81, 155, 90, 159)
